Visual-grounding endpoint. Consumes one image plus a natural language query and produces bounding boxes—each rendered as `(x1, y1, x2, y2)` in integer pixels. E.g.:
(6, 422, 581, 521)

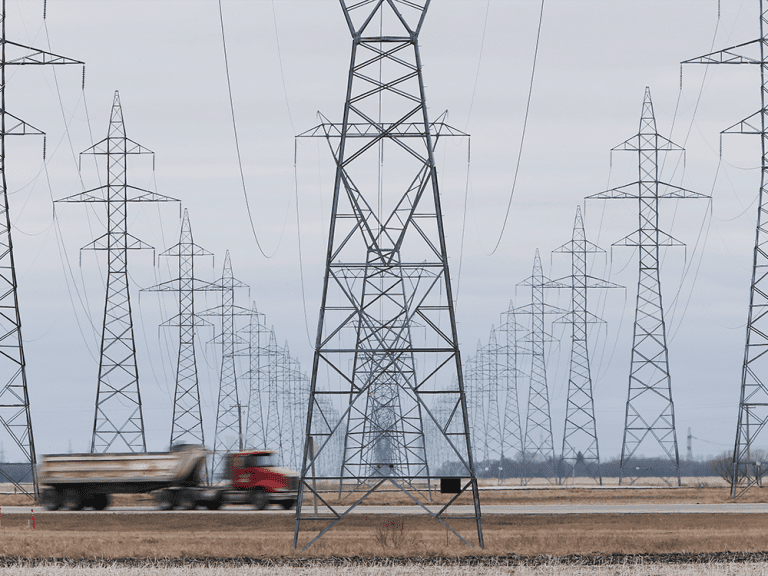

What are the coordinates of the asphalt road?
(5, 503, 768, 515)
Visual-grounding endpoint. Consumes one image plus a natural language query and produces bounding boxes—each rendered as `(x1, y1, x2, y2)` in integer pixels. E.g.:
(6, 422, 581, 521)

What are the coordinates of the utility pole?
(549, 206, 620, 485)
(586, 87, 707, 486)
(199, 251, 249, 478)
(0, 0, 82, 497)
(143, 209, 214, 448)
(683, 0, 768, 498)
(58, 91, 177, 454)
(294, 0, 482, 549)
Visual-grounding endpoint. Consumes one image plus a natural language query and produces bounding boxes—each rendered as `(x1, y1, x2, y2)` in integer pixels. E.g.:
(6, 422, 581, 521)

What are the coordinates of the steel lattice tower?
(294, 0, 482, 549)
(464, 330, 503, 470)
(549, 206, 620, 484)
(515, 250, 564, 477)
(498, 301, 526, 479)
(683, 0, 768, 498)
(58, 91, 177, 453)
(263, 328, 283, 459)
(144, 209, 213, 448)
(240, 303, 268, 450)
(587, 87, 707, 485)
(0, 1, 82, 496)
(200, 251, 249, 478)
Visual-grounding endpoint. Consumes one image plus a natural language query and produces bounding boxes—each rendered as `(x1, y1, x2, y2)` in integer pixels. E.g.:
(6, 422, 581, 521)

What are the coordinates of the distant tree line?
(436, 454, 735, 481)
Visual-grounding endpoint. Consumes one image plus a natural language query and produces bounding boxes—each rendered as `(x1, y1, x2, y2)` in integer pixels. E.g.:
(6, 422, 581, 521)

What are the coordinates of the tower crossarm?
(56, 184, 177, 204)
(3, 40, 83, 66)
(682, 39, 762, 65)
(587, 182, 709, 200)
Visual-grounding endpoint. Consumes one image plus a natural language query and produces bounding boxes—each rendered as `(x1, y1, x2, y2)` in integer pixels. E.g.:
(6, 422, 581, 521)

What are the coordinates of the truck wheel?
(41, 488, 63, 511)
(251, 489, 268, 510)
(175, 489, 197, 510)
(92, 493, 110, 511)
(62, 488, 83, 511)
(280, 499, 295, 510)
(155, 489, 174, 511)
(204, 493, 222, 510)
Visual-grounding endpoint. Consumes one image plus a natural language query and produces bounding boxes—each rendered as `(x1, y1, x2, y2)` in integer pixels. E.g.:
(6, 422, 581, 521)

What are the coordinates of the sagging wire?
(487, 0, 545, 257)
(217, 0, 276, 260)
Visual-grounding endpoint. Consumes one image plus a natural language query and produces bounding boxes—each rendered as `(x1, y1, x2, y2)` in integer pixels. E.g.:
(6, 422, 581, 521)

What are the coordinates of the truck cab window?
(255, 454, 277, 468)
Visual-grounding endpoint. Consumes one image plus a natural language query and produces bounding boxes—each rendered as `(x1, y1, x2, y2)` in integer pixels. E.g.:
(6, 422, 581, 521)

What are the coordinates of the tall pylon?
(0, 0, 82, 496)
(143, 210, 214, 448)
(498, 301, 526, 480)
(514, 250, 565, 479)
(199, 251, 249, 478)
(239, 303, 268, 450)
(549, 206, 620, 484)
(683, 0, 768, 498)
(587, 87, 707, 485)
(294, 0, 482, 549)
(58, 91, 177, 453)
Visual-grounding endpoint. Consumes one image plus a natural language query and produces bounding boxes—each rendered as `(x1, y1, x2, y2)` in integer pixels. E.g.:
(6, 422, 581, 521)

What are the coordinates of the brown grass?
(0, 512, 767, 559)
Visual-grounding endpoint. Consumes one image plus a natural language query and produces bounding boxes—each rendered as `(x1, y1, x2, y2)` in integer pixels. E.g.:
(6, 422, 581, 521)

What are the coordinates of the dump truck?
(38, 445, 299, 511)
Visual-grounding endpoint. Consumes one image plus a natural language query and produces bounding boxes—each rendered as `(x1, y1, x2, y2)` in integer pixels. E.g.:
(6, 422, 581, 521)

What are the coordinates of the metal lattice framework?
(683, 0, 768, 498)
(238, 306, 312, 471)
(199, 251, 249, 478)
(294, 0, 482, 550)
(58, 91, 177, 453)
(464, 330, 503, 472)
(549, 206, 620, 484)
(240, 303, 268, 451)
(143, 209, 214, 448)
(514, 250, 565, 480)
(0, 1, 82, 496)
(498, 301, 526, 479)
(586, 87, 707, 485)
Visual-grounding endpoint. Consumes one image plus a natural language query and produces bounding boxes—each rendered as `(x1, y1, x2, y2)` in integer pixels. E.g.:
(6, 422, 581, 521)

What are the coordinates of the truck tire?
(91, 493, 110, 511)
(280, 499, 295, 510)
(251, 489, 268, 510)
(204, 493, 222, 510)
(62, 488, 84, 511)
(41, 488, 63, 511)
(175, 489, 197, 510)
(155, 489, 174, 511)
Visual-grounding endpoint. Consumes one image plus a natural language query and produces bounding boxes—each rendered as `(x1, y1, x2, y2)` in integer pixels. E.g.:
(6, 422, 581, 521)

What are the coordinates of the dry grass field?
(3, 561, 768, 575)
(0, 512, 766, 558)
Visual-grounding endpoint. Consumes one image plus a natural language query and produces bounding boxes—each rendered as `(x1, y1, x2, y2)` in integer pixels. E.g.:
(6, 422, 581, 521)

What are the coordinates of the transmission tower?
(199, 251, 249, 478)
(683, 1, 768, 498)
(549, 205, 620, 484)
(586, 87, 707, 485)
(464, 329, 503, 472)
(239, 303, 268, 450)
(58, 91, 177, 453)
(687, 427, 693, 462)
(0, 1, 82, 496)
(498, 300, 526, 481)
(143, 209, 214, 448)
(514, 249, 565, 480)
(294, 1, 482, 549)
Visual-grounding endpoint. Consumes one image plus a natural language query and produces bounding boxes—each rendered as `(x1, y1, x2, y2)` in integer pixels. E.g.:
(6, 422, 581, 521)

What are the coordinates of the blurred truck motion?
(38, 445, 299, 511)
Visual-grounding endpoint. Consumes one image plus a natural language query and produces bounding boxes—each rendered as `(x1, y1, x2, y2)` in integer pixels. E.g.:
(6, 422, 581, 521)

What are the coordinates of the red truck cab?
(226, 450, 299, 510)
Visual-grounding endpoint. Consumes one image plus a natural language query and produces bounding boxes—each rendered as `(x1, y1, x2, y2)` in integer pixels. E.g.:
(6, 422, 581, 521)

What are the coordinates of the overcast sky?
(2, 0, 757, 464)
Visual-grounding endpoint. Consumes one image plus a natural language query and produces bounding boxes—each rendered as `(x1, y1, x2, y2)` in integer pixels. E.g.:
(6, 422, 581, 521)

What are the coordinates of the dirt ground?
(1, 512, 768, 559)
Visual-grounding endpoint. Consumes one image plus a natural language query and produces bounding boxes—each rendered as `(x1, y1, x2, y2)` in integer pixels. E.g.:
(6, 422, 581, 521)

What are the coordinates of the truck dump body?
(38, 446, 207, 510)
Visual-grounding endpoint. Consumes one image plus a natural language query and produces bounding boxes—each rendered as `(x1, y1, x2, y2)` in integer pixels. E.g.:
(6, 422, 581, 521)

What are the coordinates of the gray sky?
(3, 0, 754, 462)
